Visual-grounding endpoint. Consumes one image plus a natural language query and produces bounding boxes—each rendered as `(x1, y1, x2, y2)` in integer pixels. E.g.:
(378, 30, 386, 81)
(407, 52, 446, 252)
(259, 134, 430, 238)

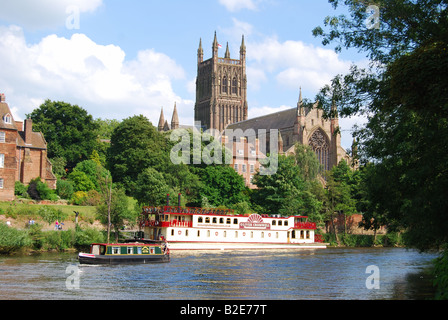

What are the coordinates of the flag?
(218, 44, 222, 49)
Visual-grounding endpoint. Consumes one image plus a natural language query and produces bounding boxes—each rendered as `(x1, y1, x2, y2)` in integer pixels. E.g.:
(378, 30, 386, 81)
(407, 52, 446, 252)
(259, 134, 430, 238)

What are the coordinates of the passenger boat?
(78, 240, 170, 265)
(138, 195, 327, 251)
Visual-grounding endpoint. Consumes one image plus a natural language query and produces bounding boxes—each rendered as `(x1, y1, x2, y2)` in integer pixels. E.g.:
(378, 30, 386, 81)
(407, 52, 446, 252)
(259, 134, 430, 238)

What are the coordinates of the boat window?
(233, 218, 238, 225)
(112, 247, 120, 255)
(219, 218, 224, 224)
(301, 230, 305, 239)
(292, 230, 296, 239)
(171, 229, 174, 236)
(226, 218, 231, 224)
(127, 247, 133, 255)
(186, 230, 189, 237)
(306, 230, 310, 239)
(212, 217, 217, 224)
(197, 230, 200, 237)
(137, 247, 142, 254)
(278, 221, 282, 226)
(100, 246, 106, 255)
(284, 221, 288, 226)
(205, 217, 210, 223)
(272, 220, 276, 226)
(198, 217, 203, 223)
(276, 232, 279, 239)
(207, 230, 210, 237)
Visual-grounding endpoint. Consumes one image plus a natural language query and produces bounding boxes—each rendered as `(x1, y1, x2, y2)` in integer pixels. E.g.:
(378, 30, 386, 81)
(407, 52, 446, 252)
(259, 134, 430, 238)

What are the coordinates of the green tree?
(195, 165, 249, 208)
(313, 0, 448, 251)
(252, 155, 322, 218)
(97, 188, 135, 243)
(27, 100, 99, 168)
(107, 115, 170, 194)
(133, 168, 170, 206)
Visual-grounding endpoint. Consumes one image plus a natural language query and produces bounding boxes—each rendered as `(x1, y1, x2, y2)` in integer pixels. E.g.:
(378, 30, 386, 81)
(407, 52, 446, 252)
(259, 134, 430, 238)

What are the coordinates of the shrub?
(71, 191, 88, 205)
(0, 223, 32, 254)
(27, 177, 57, 201)
(15, 181, 29, 198)
(37, 206, 68, 226)
(57, 179, 74, 200)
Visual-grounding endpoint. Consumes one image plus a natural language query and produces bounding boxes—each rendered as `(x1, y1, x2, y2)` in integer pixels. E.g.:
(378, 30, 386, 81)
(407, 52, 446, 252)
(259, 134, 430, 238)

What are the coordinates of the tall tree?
(313, 0, 448, 251)
(27, 100, 99, 168)
(107, 115, 170, 194)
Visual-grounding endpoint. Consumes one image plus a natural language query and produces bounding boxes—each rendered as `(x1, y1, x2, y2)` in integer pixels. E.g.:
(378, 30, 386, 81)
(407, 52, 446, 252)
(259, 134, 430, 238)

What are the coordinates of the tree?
(252, 155, 322, 218)
(133, 168, 170, 206)
(313, 0, 448, 251)
(195, 165, 249, 208)
(97, 188, 135, 243)
(107, 115, 170, 194)
(27, 100, 99, 168)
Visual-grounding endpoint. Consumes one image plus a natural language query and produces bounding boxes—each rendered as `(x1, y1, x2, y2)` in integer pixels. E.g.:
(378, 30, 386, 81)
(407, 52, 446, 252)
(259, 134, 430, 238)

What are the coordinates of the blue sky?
(0, 0, 368, 149)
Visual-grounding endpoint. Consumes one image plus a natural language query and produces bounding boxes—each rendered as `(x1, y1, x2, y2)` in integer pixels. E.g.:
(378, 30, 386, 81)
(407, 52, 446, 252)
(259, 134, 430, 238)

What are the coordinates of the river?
(0, 247, 438, 301)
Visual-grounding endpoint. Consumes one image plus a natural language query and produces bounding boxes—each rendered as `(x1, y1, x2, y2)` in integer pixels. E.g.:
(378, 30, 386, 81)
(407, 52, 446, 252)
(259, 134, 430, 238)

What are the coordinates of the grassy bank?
(0, 222, 105, 254)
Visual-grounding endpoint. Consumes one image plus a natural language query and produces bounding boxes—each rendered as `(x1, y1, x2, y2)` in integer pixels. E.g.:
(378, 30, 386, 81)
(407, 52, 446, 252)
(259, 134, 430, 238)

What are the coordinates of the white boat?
(139, 201, 327, 251)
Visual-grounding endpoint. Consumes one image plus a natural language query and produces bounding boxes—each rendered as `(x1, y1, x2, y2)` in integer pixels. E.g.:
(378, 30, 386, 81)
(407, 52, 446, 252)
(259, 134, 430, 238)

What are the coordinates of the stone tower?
(194, 32, 248, 132)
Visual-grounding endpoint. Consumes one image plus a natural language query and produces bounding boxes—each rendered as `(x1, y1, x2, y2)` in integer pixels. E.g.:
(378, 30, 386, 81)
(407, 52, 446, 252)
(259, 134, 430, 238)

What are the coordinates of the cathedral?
(159, 33, 351, 186)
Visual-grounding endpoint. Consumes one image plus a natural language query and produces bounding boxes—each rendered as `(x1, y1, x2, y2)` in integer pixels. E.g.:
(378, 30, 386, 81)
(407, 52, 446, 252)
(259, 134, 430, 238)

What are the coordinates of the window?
(242, 164, 246, 173)
(278, 220, 282, 226)
(197, 230, 200, 237)
(272, 220, 276, 226)
(222, 76, 228, 93)
(207, 230, 210, 237)
(232, 77, 237, 95)
(205, 217, 210, 223)
(137, 247, 142, 254)
(0, 154, 4, 168)
(186, 230, 189, 237)
(284, 221, 288, 226)
(224, 231, 227, 238)
(112, 247, 120, 255)
(226, 218, 231, 224)
(306, 230, 310, 239)
(127, 247, 133, 255)
(0, 132, 5, 143)
(238, 149, 243, 155)
(3, 114, 11, 124)
(212, 217, 217, 224)
(250, 164, 254, 173)
(198, 217, 203, 223)
(234, 164, 239, 171)
(171, 229, 175, 236)
(0, 178, 4, 189)
(233, 218, 238, 225)
(219, 217, 224, 224)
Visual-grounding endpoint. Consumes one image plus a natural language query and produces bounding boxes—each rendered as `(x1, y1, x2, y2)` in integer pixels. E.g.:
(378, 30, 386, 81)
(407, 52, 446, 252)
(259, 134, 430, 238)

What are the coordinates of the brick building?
(0, 93, 56, 201)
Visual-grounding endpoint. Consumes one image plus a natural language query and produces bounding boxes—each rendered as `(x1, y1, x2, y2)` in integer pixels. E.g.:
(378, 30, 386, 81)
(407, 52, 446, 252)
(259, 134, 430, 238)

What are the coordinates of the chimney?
(24, 119, 33, 144)
(0, 93, 5, 103)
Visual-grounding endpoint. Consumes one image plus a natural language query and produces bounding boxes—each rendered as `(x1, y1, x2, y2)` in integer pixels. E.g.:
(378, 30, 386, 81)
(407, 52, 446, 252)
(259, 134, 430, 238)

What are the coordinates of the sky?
(0, 0, 369, 149)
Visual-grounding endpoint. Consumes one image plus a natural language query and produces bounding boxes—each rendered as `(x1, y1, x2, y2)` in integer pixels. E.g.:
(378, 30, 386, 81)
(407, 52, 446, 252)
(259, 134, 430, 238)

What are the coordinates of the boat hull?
(167, 241, 327, 251)
(78, 253, 170, 265)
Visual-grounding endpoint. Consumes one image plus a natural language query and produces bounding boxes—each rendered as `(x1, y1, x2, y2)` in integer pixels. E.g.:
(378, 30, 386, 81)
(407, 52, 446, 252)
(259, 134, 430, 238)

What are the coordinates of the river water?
(0, 247, 438, 301)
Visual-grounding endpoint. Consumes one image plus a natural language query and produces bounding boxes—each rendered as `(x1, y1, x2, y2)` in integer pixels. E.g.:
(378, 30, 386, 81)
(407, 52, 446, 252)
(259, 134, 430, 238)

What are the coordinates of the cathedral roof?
(225, 107, 298, 135)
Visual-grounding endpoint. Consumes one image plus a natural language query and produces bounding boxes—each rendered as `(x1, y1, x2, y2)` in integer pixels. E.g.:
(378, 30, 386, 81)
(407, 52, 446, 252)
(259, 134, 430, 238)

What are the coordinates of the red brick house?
(0, 93, 56, 201)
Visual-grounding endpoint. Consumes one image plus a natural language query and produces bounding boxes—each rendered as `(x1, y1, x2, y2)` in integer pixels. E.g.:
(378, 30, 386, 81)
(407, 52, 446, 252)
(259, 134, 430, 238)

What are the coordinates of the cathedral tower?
(194, 32, 248, 132)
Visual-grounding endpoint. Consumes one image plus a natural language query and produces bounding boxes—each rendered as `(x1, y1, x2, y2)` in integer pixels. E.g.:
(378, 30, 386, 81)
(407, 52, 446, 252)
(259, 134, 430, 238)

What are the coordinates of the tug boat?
(78, 239, 170, 265)
(138, 195, 327, 251)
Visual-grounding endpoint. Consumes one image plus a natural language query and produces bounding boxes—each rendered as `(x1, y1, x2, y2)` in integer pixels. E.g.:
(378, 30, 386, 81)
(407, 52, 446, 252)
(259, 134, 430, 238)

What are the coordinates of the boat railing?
(161, 206, 234, 216)
(140, 220, 193, 228)
(294, 222, 317, 230)
(314, 234, 324, 243)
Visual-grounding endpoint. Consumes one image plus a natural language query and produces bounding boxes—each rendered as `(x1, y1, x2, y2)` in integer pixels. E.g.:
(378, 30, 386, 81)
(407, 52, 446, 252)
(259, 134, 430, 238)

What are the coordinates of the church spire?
(158, 107, 165, 132)
(212, 31, 219, 57)
(297, 87, 304, 117)
(171, 102, 179, 130)
(225, 42, 230, 59)
(198, 38, 204, 63)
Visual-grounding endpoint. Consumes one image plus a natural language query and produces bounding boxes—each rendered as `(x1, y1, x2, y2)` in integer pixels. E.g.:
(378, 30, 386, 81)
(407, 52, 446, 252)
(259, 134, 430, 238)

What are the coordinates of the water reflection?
(0, 248, 438, 300)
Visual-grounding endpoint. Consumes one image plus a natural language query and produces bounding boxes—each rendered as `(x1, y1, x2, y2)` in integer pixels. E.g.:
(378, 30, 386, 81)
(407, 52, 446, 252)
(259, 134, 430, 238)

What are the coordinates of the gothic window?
(222, 76, 228, 94)
(232, 77, 237, 95)
(308, 129, 330, 173)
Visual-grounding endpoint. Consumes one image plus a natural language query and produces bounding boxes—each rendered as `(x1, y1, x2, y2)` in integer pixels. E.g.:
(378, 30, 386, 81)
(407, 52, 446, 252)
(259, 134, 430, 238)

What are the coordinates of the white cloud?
(218, 0, 258, 12)
(248, 105, 291, 118)
(0, 0, 103, 29)
(248, 37, 352, 92)
(0, 25, 189, 124)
